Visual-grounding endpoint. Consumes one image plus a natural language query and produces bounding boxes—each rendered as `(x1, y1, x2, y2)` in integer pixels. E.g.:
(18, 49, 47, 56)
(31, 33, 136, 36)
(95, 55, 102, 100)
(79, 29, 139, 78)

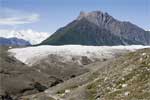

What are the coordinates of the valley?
(20, 48, 150, 100)
(0, 45, 150, 100)
(0, 4, 149, 99)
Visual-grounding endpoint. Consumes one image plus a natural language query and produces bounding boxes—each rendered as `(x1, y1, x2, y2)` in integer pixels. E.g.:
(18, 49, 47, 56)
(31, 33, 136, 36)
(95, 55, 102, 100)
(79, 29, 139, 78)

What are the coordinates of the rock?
(122, 84, 128, 88)
(142, 53, 146, 56)
(124, 91, 130, 96)
(65, 89, 71, 94)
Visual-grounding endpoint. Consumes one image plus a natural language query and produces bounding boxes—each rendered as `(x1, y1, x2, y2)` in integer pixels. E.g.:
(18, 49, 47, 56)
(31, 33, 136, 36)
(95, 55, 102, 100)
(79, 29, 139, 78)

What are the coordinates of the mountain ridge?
(0, 37, 31, 46)
(41, 11, 150, 46)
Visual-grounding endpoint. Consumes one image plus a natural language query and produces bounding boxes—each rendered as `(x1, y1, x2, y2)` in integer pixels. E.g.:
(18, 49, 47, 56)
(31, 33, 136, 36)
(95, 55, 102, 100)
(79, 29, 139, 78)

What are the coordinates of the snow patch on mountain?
(9, 45, 150, 66)
(0, 29, 50, 44)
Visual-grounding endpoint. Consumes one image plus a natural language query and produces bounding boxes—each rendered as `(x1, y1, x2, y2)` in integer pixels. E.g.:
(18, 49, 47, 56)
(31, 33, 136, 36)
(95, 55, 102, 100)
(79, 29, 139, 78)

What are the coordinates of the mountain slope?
(0, 46, 88, 100)
(0, 29, 50, 45)
(41, 11, 150, 46)
(2, 45, 150, 100)
(0, 46, 50, 99)
(22, 48, 150, 100)
(0, 37, 31, 46)
(42, 19, 141, 45)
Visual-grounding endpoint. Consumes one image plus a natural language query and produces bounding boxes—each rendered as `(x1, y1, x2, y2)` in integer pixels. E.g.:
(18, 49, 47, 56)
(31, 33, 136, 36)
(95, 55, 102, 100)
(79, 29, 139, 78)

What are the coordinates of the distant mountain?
(0, 29, 50, 45)
(41, 11, 150, 45)
(0, 37, 31, 46)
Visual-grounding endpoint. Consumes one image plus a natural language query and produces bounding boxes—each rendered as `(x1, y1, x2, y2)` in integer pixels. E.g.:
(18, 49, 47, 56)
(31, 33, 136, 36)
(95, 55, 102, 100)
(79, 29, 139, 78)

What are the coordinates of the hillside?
(0, 46, 51, 99)
(0, 46, 89, 100)
(41, 11, 150, 46)
(6, 45, 150, 100)
(21, 48, 150, 100)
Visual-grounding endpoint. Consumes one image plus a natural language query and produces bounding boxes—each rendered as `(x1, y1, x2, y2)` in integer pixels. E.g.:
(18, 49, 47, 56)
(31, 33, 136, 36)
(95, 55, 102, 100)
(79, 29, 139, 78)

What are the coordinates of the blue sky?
(0, 0, 149, 34)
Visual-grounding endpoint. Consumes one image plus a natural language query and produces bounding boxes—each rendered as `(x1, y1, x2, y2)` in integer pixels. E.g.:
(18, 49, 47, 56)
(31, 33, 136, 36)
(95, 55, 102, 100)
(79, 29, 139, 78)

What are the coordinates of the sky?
(0, 0, 149, 34)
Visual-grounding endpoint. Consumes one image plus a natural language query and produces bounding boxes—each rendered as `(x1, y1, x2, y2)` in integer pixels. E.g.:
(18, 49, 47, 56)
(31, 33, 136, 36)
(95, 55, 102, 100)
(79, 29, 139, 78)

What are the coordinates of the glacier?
(9, 45, 150, 66)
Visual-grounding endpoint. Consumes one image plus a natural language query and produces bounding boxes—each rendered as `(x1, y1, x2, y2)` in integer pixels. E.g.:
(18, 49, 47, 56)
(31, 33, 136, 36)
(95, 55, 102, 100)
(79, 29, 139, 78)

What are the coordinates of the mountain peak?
(77, 11, 88, 20)
(77, 11, 114, 28)
(41, 10, 150, 46)
(77, 11, 104, 20)
(77, 11, 112, 19)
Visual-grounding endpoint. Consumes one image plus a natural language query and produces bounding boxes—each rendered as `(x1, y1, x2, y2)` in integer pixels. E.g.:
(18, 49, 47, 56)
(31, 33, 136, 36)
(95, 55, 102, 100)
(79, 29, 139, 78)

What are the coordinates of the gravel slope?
(22, 48, 150, 100)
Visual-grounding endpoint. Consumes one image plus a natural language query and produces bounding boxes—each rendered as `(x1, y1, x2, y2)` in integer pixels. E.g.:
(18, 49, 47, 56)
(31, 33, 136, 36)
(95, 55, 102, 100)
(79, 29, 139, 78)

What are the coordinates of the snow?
(9, 45, 150, 66)
(0, 29, 50, 44)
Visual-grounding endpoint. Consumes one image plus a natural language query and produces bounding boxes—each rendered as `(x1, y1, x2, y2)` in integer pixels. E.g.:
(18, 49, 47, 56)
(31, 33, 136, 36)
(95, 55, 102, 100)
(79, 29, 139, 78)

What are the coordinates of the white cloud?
(0, 8, 40, 25)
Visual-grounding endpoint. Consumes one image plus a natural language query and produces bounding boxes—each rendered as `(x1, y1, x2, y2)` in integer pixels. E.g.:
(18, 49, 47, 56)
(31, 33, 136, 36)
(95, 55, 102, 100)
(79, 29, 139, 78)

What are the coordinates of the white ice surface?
(9, 45, 150, 66)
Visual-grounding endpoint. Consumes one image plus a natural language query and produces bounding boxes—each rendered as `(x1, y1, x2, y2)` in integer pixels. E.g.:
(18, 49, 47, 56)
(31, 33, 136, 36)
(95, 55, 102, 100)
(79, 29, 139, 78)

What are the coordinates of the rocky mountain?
(41, 11, 150, 45)
(0, 29, 50, 45)
(0, 37, 31, 46)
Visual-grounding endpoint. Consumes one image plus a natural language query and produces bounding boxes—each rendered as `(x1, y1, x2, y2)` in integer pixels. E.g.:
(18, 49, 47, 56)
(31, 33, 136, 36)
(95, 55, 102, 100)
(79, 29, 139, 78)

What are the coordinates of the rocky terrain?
(0, 1, 149, 100)
(0, 46, 88, 100)
(41, 11, 150, 45)
(0, 46, 50, 100)
(0, 45, 149, 100)
(1, 10, 150, 98)
(21, 48, 150, 100)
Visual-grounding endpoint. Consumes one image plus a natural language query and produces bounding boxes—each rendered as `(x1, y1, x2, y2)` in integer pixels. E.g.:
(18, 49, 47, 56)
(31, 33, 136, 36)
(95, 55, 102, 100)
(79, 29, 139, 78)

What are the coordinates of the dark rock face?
(41, 11, 150, 45)
(0, 37, 31, 46)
